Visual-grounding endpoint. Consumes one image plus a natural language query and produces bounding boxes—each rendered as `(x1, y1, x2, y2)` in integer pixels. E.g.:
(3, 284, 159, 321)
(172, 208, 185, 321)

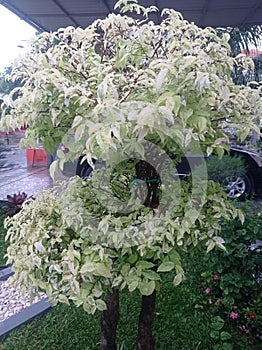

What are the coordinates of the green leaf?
(72, 115, 83, 129)
(112, 276, 123, 288)
(80, 263, 95, 274)
(210, 330, 220, 339)
(120, 263, 131, 276)
(143, 270, 160, 281)
(211, 316, 225, 331)
(128, 253, 138, 264)
(222, 343, 233, 350)
(157, 261, 175, 273)
(128, 280, 139, 292)
(94, 263, 111, 278)
(58, 294, 70, 306)
(169, 249, 181, 265)
(220, 331, 232, 341)
(136, 261, 155, 270)
(96, 299, 107, 311)
(83, 302, 96, 314)
(139, 280, 155, 296)
(196, 116, 207, 132)
(238, 210, 245, 225)
(75, 125, 85, 142)
(155, 68, 168, 90)
(172, 95, 181, 116)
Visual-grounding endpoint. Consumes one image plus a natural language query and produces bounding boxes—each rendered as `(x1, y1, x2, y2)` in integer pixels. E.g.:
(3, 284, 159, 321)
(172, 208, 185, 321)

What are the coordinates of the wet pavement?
(0, 131, 262, 205)
(0, 132, 53, 200)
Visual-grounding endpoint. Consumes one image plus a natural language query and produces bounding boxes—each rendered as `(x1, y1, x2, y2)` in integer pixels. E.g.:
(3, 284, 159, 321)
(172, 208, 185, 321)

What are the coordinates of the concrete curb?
(0, 267, 52, 340)
(0, 299, 51, 340)
(0, 267, 13, 281)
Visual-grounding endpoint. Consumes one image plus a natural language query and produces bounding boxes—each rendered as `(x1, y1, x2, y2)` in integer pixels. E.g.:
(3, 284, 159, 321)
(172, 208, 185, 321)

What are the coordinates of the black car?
(175, 146, 262, 201)
(54, 145, 262, 201)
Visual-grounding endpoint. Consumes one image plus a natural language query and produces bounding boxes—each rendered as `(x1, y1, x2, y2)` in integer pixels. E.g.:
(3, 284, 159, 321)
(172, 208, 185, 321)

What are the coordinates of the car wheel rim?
(223, 176, 246, 198)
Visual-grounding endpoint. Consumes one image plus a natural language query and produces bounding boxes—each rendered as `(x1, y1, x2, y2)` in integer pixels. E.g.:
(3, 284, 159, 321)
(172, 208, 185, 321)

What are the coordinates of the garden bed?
(0, 266, 51, 340)
(0, 214, 51, 339)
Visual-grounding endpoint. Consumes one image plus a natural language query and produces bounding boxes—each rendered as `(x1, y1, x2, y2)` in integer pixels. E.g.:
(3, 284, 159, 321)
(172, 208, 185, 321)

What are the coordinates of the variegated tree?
(1, 1, 261, 349)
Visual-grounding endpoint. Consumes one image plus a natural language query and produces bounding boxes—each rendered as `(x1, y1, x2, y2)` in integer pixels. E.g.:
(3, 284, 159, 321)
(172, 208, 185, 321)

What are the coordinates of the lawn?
(0, 272, 212, 350)
(0, 206, 261, 349)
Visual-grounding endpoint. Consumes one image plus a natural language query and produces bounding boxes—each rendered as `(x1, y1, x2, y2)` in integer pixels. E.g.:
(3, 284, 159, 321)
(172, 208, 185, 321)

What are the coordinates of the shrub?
(186, 203, 262, 349)
(194, 154, 247, 185)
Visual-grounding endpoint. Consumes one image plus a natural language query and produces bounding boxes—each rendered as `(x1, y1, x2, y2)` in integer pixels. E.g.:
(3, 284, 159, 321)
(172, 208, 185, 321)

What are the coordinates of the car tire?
(223, 173, 254, 201)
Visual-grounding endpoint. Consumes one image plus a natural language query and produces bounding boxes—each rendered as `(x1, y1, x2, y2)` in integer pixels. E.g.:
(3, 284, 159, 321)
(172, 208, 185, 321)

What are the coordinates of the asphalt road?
(0, 132, 52, 200)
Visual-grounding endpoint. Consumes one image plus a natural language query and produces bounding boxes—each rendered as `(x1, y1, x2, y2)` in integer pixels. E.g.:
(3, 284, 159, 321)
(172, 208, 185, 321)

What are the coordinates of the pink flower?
(208, 298, 213, 304)
(205, 288, 211, 294)
(230, 311, 239, 319)
(212, 274, 220, 281)
(239, 325, 251, 334)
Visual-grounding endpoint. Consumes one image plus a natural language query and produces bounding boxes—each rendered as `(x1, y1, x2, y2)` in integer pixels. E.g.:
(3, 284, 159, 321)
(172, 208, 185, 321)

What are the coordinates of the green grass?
(0, 274, 212, 350)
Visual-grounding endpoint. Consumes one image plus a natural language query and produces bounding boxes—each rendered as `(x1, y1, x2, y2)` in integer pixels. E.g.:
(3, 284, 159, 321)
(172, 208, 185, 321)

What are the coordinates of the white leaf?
(34, 241, 46, 252)
(97, 81, 108, 103)
(72, 115, 83, 129)
(173, 272, 183, 286)
(155, 68, 168, 90)
(195, 72, 210, 92)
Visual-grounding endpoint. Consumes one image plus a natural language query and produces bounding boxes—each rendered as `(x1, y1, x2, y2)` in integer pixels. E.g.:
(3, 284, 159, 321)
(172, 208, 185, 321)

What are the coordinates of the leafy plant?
(194, 154, 247, 186)
(0, 192, 32, 267)
(216, 25, 262, 58)
(255, 140, 262, 152)
(0, 214, 8, 267)
(0, 66, 24, 118)
(0, 192, 32, 217)
(1, 0, 261, 349)
(191, 203, 262, 349)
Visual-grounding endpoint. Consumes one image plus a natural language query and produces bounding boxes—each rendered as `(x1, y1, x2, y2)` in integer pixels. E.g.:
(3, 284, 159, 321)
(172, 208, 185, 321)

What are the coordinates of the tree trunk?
(100, 289, 119, 350)
(135, 159, 160, 209)
(135, 154, 161, 350)
(136, 291, 156, 350)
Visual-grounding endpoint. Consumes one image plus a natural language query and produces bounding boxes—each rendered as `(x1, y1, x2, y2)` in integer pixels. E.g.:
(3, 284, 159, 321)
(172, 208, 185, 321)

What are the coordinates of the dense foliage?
(0, 214, 8, 266)
(217, 25, 262, 58)
(1, 205, 261, 349)
(0, 66, 23, 118)
(4, 176, 241, 311)
(0, 67, 23, 95)
(185, 203, 262, 349)
(194, 154, 247, 185)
